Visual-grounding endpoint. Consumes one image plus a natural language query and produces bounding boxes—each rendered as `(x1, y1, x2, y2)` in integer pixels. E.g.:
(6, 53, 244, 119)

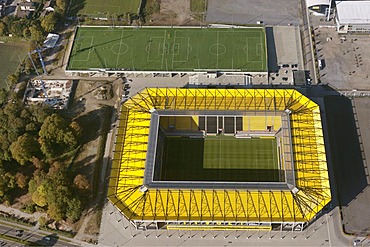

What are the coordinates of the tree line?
(0, 0, 70, 44)
(0, 89, 88, 222)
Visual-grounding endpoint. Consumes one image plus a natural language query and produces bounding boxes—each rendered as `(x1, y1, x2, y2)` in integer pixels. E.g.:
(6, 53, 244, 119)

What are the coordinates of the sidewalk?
(0, 204, 45, 223)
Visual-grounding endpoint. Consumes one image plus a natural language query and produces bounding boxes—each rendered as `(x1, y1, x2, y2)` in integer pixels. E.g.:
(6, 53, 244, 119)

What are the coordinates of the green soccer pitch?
(67, 27, 267, 72)
(156, 135, 280, 182)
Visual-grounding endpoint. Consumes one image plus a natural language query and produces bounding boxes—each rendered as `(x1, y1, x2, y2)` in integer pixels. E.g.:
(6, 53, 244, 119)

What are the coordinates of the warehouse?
(335, 1, 370, 33)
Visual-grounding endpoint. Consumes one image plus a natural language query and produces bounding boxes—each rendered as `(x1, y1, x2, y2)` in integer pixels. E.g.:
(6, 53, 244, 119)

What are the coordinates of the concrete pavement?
(98, 201, 357, 246)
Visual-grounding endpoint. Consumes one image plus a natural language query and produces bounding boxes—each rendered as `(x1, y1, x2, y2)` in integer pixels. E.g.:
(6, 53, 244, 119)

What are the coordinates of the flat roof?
(306, 0, 329, 8)
(336, 1, 370, 25)
(273, 26, 302, 65)
(43, 33, 59, 49)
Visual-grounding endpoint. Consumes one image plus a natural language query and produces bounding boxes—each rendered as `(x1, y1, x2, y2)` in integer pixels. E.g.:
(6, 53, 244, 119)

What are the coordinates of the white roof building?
(306, 0, 330, 16)
(335, 1, 370, 33)
(42, 33, 59, 49)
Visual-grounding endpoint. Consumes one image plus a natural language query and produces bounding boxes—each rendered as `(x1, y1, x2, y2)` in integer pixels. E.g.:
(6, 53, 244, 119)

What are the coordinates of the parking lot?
(315, 27, 370, 90)
(206, 0, 301, 26)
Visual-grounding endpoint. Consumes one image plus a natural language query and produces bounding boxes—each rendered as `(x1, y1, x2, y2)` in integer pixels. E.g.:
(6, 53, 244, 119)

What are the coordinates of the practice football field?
(0, 42, 28, 89)
(158, 135, 280, 182)
(67, 27, 267, 72)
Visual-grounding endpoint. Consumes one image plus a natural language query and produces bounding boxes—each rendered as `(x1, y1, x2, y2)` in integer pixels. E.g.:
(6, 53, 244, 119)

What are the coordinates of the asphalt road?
(0, 223, 77, 247)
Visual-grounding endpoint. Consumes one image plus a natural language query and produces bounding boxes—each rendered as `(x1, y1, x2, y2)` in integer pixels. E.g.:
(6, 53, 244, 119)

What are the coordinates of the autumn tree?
(56, 0, 69, 14)
(0, 89, 7, 106)
(39, 114, 80, 158)
(73, 174, 89, 190)
(0, 22, 7, 36)
(10, 133, 40, 165)
(47, 202, 64, 221)
(41, 13, 58, 32)
(29, 24, 44, 43)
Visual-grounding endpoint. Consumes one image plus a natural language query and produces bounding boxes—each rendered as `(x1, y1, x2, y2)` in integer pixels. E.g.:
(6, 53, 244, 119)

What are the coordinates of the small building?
(24, 79, 73, 109)
(293, 70, 307, 86)
(16, 1, 37, 18)
(306, 0, 330, 16)
(41, 0, 55, 17)
(335, 1, 370, 33)
(19, 1, 36, 11)
(42, 33, 59, 49)
(44, 0, 55, 12)
(16, 9, 31, 18)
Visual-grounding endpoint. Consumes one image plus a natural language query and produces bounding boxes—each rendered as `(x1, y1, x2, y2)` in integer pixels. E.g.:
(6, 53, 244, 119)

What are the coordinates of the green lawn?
(70, 0, 141, 18)
(157, 135, 279, 182)
(67, 27, 267, 72)
(0, 42, 28, 89)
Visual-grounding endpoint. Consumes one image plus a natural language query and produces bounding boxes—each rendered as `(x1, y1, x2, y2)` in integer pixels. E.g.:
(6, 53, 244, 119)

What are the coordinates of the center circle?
(209, 44, 226, 55)
(111, 43, 129, 55)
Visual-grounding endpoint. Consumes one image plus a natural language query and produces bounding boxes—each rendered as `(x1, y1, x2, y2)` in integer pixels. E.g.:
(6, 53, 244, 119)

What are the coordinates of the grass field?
(0, 42, 28, 89)
(157, 135, 279, 182)
(70, 0, 141, 17)
(67, 27, 267, 72)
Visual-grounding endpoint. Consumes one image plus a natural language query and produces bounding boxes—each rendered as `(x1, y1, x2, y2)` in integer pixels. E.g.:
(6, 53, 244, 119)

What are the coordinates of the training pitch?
(156, 135, 279, 182)
(67, 27, 267, 72)
(0, 42, 28, 89)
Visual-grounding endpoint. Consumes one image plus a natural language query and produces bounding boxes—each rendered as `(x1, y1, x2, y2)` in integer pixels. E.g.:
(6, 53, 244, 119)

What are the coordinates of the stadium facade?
(108, 88, 331, 231)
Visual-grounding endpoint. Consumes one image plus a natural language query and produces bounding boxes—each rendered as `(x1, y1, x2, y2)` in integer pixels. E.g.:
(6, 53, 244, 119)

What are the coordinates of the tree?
(23, 28, 31, 39)
(56, 0, 68, 14)
(41, 13, 57, 32)
(6, 73, 19, 85)
(66, 197, 82, 222)
(47, 202, 64, 221)
(29, 25, 44, 43)
(69, 121, 82, 141)
(39, 114, 79, 158)
(38, 216, 48, 227)
(73, 174, 89, 190)
(31, 185, 47, 207)
(9, 20, 24, 37)
(0, 22, 7, 36)
(0, 89, 7, 106)
(10, 133, 40, 165)
(15, 172, 28, 189)
(29, 104, 51, 124)
(31, 157, 46, 170)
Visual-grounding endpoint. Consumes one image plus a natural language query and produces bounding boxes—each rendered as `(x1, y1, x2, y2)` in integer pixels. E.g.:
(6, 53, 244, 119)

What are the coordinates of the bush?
(21, 202, 36, 214)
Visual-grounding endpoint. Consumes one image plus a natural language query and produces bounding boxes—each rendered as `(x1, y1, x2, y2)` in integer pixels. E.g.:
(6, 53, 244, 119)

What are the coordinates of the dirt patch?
(67, 79, 120, 239)
(84, 208, 102, 236)
(147, 0, 201, 26)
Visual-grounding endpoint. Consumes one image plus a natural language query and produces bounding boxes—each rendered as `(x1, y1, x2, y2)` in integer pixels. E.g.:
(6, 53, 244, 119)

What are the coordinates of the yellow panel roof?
(108, 88, 331, 223)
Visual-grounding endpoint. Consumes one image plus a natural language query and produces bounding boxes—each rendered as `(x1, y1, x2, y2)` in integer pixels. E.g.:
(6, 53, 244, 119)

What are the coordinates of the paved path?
(300, 0, 318, 84)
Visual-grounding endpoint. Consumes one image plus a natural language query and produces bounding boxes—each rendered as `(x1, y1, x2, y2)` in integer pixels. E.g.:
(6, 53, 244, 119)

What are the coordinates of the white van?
(318, 59, 324, 70)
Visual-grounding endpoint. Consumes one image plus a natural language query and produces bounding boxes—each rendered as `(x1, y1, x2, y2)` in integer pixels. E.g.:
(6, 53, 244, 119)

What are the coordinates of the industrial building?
(335, 1, 370, 33)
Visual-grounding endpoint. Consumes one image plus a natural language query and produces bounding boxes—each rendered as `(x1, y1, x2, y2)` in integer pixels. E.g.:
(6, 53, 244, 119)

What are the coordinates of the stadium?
(108, 88, 331, 231)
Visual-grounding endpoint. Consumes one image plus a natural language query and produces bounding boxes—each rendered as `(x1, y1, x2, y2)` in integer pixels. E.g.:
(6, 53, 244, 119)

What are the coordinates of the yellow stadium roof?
(108, 88, 331, 224)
